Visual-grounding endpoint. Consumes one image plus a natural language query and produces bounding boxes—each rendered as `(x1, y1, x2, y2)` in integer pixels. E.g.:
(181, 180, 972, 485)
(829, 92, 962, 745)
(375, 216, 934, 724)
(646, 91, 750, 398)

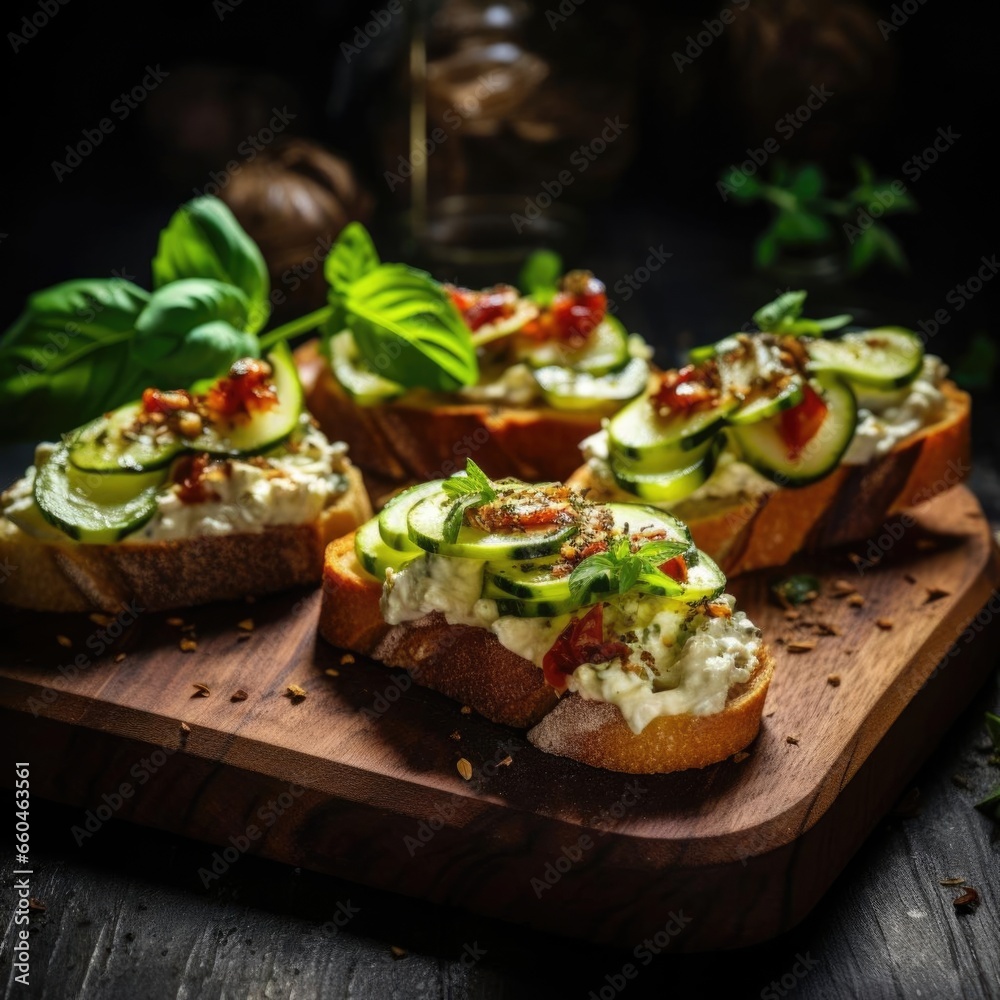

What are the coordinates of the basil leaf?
(0, 279, 153, 439)
(344, 264, 478, 391)
(151, 196, 271, 333)
(325, 222, 380, 300)
(753, 291, 807, 332)
(519, 249, 562, 304)
(976, 785, 1000, 823)
(985, 712, 1000, 751)
(132, 279, 258, 382)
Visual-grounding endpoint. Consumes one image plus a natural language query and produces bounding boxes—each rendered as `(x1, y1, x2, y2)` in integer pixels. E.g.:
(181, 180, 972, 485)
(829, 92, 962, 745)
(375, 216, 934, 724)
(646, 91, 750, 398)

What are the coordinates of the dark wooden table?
(1, 426, 998, 1000)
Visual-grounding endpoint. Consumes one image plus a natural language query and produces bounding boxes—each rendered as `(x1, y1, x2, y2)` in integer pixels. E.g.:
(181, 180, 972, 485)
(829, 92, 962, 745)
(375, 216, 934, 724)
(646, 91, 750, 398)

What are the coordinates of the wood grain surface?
(1, 487, 998, 956)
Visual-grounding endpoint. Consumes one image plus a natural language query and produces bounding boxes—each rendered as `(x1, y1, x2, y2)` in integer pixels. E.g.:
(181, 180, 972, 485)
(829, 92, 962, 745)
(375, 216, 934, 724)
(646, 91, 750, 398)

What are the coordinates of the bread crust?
(320, 531, 773, 770)
(0, 465, 371, 613)
(296, 339, 608, 502)
(568, 381, 971, 576)
(527, 648, 775, 773)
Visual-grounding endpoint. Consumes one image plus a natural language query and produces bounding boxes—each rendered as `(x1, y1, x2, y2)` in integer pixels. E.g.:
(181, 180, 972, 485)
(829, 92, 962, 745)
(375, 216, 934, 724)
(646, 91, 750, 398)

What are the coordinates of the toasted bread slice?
(296, 339, 609, 501)
(320, 532, 773, 772)
(569, 381, 971, 576)
(526, 649, 774, 773)
(0, 465, 371, 613)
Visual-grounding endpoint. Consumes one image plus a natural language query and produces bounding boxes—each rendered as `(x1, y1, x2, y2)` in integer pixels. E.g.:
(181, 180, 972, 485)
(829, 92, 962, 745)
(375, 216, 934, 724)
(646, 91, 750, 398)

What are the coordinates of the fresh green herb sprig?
(721, 159, 916, 274)
(976, 711, 1000, 822)
(314, 222, 478, 395)
(518, 249, 562, 306)
(440, 459, 498, 543)
(753, 291, 852, 337)
(0, 196, 274, 440)
(568, 536, 688, 603)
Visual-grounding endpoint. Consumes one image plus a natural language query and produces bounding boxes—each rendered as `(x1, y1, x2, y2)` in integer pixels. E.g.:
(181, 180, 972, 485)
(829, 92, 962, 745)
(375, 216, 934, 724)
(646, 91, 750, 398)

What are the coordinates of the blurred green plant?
(720, 159, 917, 274)
(976, 712, 1000, 823)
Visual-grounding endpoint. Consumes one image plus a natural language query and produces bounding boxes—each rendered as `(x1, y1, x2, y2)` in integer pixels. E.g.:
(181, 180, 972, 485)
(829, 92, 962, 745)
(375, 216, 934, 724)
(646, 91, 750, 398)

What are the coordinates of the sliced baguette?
(296, 339, 609, 501)
(568, 380, 971, 576)
(320, 532, 773, 772)
(0, 465, 371, 613)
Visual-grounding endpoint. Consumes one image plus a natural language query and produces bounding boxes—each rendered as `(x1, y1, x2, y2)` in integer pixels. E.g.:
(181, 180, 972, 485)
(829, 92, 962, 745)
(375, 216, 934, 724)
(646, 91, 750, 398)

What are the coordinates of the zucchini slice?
(730, 372, 857, 487)
(34, 448, 166, 544)
(610, 434, 724, 504)
(481, 578, 585, 618)
(407, 492, 577, 561)
(329, 330, 407, 405)
(728, 378, 805, 425)
(68, 402, 184, 474)
(520, 317, 631, 375)
(533, 356, 649, 411)
(192, 343, 303, 456)
(608, 392, 737, 466)
(377, 480, 445, 551)
(355, 516, 419, 580)
(806, 327, 923, 389)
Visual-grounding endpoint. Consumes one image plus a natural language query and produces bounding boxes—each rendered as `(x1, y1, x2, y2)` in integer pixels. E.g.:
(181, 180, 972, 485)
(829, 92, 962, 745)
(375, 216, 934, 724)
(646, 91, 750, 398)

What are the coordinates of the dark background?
(5, 0, 997, 357)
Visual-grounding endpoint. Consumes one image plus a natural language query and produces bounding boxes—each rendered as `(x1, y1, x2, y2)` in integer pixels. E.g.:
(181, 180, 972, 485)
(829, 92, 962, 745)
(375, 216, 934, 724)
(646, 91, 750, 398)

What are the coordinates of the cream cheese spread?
(380, 553, 761, 733)
(1, 415, 350, 543)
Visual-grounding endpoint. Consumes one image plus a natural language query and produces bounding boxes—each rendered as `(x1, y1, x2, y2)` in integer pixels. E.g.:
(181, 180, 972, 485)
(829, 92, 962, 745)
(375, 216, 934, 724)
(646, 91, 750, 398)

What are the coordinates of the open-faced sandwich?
(296, 226, 653, 500)
(569, 292, 971, 575)
(0, 345, 371, 612)
(320, 460, 773, 773)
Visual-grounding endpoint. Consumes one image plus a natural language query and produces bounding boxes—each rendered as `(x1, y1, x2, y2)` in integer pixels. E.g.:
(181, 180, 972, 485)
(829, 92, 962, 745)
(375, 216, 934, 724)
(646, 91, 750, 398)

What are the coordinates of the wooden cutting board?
(2, 485, 998, 952)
